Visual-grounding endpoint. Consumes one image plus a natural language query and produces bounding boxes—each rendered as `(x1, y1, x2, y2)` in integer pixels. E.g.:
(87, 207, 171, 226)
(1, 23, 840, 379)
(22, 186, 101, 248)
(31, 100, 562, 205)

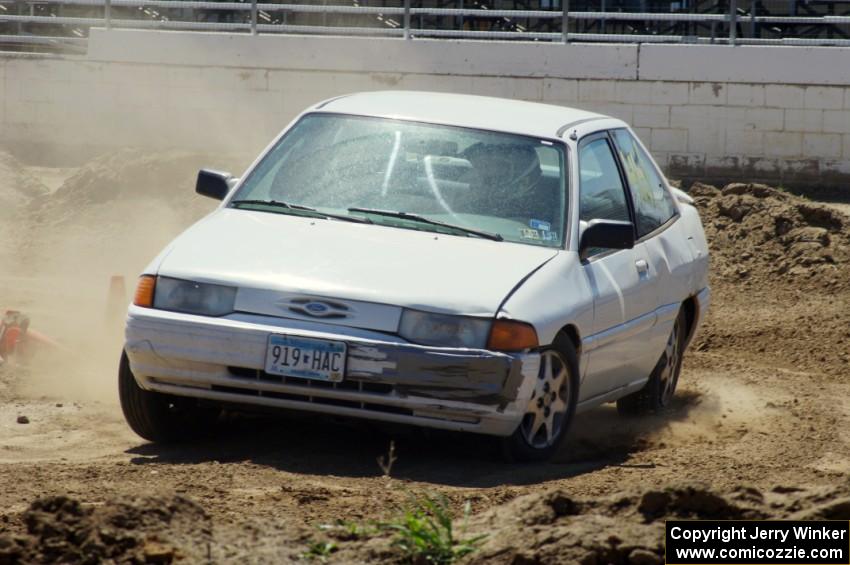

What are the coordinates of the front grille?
(221, 366, 408, 415)
(212, 384, 259, 397)
(228, 366, 258, 379)
(227, 367, 393, 395)
(149, 367, 484, 427)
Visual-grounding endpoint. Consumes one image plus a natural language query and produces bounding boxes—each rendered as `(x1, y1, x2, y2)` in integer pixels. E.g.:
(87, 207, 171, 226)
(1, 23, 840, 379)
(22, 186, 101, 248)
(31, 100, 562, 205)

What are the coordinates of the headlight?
(398, 309, 491, 349)
(152, 276, 236, 317)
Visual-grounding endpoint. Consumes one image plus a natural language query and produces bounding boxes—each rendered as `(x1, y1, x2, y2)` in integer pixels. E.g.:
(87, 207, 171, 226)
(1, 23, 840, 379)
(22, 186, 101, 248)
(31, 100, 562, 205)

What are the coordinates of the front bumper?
(124, 306, 540, 437)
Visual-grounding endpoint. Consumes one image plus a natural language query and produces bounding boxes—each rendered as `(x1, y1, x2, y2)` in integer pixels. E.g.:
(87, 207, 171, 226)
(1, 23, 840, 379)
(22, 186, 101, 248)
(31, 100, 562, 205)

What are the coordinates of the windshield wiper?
(348, 207, 503, 241)
(231, 200, 372, 224)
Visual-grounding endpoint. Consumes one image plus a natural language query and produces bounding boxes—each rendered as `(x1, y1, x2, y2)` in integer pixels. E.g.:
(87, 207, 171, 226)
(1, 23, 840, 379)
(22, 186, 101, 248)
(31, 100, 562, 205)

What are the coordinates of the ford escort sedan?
(120, 91, 709, 461)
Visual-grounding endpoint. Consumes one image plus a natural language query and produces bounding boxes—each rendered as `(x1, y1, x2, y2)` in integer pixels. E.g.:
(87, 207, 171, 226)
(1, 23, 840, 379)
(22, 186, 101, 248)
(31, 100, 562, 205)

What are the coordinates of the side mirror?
(579, 219, 635, 260)
(196, 169, 233, 200)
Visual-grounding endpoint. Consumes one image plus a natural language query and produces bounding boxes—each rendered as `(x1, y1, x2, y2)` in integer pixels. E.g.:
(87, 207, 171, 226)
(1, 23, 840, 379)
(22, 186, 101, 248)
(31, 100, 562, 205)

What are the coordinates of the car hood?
(155, 209, 559, 316)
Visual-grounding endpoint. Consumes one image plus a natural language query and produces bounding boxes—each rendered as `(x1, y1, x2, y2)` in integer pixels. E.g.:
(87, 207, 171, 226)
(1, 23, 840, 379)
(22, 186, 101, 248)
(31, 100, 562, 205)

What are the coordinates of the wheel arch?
(681, 295, 698, 347)
(555, 323, 582, 359)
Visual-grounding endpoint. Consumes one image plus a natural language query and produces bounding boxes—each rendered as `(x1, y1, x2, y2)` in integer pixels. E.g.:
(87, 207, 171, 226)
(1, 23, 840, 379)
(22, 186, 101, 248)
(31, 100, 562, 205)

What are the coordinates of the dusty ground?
(0, 149, 849, 563)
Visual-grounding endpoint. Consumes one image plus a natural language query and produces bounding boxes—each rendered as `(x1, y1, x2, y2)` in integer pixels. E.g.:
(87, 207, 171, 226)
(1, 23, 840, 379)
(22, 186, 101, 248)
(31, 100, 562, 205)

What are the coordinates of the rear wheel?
(501, 334, 579, 462)
(617, 308, 686, 416)
(118, 351, 219, 442)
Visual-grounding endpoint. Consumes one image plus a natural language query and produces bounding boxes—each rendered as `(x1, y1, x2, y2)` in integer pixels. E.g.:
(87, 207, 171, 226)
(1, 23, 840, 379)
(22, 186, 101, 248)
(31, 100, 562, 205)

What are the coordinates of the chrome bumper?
(124, 306, 540, 436)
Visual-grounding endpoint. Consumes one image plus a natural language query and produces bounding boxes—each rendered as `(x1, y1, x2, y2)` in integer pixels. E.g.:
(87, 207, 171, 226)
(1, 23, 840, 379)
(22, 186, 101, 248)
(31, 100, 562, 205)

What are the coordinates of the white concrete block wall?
(785, 109, 823, 132)
(823, 111, 850, 134)
(651, 128, 688, 152)
(631, 105, 669, 128)
(803, 87, 843, 110)
(727, 84, 765, 107)
(726, 131, 763, 155)
(542, 78, 579, 104)
(765, 85, 805, 109)
(764, 132, 804, 157)
(4, 31, 850, 187)
(803, 134, 842, 158)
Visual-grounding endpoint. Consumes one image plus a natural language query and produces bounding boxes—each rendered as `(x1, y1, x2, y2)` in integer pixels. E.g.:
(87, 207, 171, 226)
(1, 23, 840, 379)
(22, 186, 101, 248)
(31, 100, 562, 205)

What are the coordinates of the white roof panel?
(312, 91, 610, 140)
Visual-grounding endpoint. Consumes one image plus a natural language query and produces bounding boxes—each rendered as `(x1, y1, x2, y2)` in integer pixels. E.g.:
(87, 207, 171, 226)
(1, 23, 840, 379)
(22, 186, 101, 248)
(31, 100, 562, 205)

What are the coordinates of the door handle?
(635, 259, 649, 274)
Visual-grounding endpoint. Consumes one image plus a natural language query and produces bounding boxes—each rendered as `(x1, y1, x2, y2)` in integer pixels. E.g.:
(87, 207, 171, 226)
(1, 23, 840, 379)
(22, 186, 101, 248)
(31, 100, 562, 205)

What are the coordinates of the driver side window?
(579, 138, 630, 224)
(610, 129, 677, 237)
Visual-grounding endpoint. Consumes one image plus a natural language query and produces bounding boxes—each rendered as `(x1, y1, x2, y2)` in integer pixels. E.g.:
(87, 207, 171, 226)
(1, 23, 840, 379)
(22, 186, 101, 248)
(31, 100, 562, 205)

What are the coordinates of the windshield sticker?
(542, 231, 558, 242)
(529, 219, 551, 232)
(520, 228, 541, 240)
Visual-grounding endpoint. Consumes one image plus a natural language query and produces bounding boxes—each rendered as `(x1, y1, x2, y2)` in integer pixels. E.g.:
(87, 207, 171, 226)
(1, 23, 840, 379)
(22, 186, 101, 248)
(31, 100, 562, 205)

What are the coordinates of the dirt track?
(1, 150, 849, 563)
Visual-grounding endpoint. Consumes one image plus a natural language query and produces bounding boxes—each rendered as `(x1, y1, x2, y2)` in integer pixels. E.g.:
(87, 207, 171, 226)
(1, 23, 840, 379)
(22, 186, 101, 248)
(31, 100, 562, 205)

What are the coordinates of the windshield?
(232, 113, 568, 247)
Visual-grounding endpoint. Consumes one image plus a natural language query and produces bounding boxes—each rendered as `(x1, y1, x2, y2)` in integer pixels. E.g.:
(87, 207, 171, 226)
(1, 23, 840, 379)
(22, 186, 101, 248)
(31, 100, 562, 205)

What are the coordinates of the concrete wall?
(3, 29, 850, 188)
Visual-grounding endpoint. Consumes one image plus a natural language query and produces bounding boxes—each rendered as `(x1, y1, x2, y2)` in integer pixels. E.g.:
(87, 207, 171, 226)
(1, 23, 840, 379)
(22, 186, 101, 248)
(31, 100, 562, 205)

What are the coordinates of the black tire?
(617, 308, 687, 416)
(118, 351, 219, 442)
(501, 333, 580, 462)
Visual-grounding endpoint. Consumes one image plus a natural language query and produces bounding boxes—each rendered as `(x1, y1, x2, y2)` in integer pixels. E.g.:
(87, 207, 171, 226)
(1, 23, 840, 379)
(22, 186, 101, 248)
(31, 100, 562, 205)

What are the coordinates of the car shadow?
(125, 390, 701, 488)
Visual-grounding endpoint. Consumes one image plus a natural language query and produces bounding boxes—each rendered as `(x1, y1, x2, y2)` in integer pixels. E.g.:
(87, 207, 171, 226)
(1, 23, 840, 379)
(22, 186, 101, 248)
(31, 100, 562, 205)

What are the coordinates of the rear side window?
(611, 129, 677, 237)
(578, 138, 631, 224)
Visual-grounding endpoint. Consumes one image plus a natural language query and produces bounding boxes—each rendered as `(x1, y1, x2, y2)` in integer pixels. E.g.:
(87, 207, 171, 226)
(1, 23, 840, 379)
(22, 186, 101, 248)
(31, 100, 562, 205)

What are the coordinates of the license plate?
(265, 335, 347, 382)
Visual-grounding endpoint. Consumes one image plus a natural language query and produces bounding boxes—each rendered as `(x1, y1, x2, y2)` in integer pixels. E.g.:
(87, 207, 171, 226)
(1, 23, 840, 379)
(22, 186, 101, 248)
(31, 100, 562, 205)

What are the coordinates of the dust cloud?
(2, 66, 268, 407)
(0, 149, 248, 406)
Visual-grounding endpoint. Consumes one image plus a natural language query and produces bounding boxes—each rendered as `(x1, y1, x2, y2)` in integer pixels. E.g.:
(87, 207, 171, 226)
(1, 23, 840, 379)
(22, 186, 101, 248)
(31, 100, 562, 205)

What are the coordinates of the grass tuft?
(384, 493, 487, 564)
(300, 539, 338, 563)
(319, 519, 381, 541)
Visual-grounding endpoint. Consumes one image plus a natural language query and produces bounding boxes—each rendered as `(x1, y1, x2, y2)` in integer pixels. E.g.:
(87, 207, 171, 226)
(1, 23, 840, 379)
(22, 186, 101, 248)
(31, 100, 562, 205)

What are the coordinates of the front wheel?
(118, 351, 219, 442)
(501, 334, 579, 462)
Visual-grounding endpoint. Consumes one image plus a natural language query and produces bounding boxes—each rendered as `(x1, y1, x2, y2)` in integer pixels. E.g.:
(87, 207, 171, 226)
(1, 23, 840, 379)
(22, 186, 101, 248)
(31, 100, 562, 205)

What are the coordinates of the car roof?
(311, 91, 612, 141)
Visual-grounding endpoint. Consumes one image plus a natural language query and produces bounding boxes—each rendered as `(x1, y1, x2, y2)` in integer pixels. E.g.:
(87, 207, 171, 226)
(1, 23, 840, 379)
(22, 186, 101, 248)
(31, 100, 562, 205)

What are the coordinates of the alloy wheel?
(658, 316, 682, 407)
(519, 349, 571, 449)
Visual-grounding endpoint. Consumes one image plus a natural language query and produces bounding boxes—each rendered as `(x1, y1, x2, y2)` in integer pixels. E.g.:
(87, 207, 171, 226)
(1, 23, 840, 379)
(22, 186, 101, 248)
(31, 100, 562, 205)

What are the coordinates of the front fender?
(497, 252, 593, 359)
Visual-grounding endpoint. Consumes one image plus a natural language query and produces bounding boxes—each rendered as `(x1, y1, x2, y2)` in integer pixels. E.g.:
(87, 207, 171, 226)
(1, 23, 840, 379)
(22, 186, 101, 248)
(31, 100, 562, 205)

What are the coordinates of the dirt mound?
(0, 495, 211, 564)
(34, 149, 247, 225)
(0, 151, 48, 266)
(688, 182, 850, 292)
(463, 484, 848, 565)
(686, 181, 850, 374)
(0, 151, 48, 219)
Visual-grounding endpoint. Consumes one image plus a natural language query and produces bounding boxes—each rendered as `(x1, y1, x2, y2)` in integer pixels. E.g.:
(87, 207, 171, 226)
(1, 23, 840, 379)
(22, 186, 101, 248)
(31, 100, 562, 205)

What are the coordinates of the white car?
(120, 91, 709, 461)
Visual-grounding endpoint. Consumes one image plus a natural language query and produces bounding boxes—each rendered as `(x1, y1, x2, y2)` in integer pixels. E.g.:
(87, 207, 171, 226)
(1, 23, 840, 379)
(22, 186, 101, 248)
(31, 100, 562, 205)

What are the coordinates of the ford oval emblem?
(305, 302, 329, 314)
(283, 297, 351, 319)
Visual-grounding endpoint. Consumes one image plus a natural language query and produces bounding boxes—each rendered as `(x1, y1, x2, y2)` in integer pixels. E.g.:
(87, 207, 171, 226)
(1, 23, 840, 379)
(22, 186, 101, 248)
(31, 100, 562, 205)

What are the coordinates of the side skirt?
(576, 376, 649, 414)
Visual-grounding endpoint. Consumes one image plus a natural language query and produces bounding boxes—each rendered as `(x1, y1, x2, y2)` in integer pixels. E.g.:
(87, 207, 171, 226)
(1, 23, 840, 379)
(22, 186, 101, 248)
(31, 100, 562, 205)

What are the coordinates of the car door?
(609, 128, 688, 364)
(577, 133, 661, 402)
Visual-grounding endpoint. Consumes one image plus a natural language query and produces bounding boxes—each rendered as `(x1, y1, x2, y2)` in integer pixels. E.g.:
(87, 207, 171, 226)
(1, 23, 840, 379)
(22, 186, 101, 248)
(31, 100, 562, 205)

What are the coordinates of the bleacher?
(2, 0, 850, 53)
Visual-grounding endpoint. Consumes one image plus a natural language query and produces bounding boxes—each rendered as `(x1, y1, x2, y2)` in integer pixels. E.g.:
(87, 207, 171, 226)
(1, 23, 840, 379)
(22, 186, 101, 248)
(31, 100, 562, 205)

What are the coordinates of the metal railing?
(3, 0, 850, 51)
